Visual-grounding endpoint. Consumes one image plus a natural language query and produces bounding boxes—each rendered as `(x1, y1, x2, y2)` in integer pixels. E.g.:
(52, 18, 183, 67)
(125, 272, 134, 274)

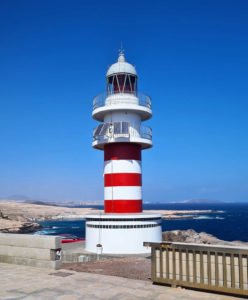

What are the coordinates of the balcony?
(92, 92, 152, 122)
(92, 121, 152, 150)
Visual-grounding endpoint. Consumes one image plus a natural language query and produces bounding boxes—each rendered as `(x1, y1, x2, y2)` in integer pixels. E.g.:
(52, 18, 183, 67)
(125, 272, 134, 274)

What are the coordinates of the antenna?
(119, 41, 125, 56)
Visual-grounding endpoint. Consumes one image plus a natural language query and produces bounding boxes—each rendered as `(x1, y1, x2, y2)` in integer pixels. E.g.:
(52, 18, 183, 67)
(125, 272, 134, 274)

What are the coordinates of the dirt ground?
(62, 256, 151, 281)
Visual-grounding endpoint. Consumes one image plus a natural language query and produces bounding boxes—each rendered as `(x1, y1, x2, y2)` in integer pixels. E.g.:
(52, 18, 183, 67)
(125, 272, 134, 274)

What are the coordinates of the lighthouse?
(85, 51, 162, 254)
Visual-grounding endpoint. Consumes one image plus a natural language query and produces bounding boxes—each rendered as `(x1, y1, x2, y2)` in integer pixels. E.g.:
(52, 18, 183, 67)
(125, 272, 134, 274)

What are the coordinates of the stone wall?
(0, 233, 62, 269)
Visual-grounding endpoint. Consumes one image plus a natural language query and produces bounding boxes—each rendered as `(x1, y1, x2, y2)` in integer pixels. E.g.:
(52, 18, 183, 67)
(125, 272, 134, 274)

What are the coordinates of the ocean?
(36, 203, 248, 242)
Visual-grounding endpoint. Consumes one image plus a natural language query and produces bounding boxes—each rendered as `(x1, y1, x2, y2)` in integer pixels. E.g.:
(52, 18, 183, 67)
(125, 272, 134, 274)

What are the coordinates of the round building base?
(85, 213, 162, 254)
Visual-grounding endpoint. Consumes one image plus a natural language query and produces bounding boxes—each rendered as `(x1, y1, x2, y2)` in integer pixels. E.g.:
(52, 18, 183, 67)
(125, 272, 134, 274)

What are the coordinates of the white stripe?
(104, 160, 141, 174)
(104, 186, 142, 200)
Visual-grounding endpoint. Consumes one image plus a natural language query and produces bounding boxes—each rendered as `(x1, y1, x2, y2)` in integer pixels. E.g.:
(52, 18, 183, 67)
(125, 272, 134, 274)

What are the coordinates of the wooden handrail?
(144, 241, 248, 296)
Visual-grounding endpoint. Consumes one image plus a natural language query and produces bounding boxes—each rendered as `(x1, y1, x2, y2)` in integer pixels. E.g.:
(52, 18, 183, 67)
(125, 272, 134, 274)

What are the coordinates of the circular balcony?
(92, 92, 152, 121)
(92, 121, 152, 150)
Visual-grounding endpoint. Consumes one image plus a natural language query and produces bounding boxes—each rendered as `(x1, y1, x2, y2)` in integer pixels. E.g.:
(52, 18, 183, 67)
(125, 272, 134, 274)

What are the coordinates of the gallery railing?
(144, 241, 248, 297)
(93, 92, 152, 110)
(93, 122, 152, 142)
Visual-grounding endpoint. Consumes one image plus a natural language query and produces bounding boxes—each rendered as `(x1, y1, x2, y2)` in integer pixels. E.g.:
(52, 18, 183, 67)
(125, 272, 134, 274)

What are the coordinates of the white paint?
(86, 213, 162, 219)
(85, 214, 162, 254)
(92, 103, 152, 122)
(104, 110, 141, 124)
(104, 186, 142, 200)
(105, 94, 139, 106)
(106, 61, 137, 77)
(104, 160, 142, 174)
(92, 136, 152, 150)
(104, 111, 141, 138)
(88, 53, 160, 254)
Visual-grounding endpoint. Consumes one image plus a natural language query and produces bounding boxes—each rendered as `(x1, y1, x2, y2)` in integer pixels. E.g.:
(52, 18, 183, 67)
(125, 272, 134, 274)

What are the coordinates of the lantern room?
(106, 52, 138, 95)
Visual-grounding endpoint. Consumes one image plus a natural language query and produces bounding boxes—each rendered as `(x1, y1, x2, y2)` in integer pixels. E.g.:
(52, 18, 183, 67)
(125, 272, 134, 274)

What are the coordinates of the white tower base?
(85, 213, 162, 254)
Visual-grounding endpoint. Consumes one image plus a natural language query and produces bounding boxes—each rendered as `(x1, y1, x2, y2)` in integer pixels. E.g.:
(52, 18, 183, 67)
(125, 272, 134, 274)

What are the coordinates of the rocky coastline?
(0, 200, 221, 234)
(0, 220, 41, 234)
(162, 229, 248, 246)
(0, 201, 99, 234)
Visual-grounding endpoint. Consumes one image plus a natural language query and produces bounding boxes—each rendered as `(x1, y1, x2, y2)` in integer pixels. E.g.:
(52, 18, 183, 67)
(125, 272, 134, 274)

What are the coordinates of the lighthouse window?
(113, 76, 119, 93)
(107, 74, 137, 95)
(124, 75, 131, 92)
(130, 75, 136, 93)
(94, 124, 104, 136)
(107, 76, 114, 94)
(100, 123, 109, 136)
(114, 122, 121, 134)
(87, 223, 160, 229)
(121, 122, 129, 134)
(117, 74, 126, 92)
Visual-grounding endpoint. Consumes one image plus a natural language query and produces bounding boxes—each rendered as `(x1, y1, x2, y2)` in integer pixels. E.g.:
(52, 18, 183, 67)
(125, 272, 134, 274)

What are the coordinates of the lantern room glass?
(107, 73, 137, 95)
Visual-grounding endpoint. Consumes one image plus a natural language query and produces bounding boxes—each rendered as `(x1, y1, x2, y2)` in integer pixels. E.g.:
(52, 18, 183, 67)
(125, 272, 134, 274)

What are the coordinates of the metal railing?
(93, 122, 152, 142)
(144, 241, 248, 297)
(93, 92, 152, 110)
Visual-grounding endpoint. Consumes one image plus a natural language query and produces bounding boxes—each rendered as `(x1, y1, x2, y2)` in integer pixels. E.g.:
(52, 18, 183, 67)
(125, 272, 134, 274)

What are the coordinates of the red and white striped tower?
(104, 143, 142, 213)
(85, 51, 162, 254)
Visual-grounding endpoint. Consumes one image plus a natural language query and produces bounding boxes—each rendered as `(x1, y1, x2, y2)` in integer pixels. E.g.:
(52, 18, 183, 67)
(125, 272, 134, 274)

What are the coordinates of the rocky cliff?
(163, 229, 248, 246)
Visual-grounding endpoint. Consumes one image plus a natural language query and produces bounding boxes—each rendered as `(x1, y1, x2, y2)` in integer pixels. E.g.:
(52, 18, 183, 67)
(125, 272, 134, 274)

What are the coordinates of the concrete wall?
(0, 233, 62, 269)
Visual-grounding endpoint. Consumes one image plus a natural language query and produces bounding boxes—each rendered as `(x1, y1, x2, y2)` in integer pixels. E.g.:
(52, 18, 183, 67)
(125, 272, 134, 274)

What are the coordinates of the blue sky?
(0, 0, 247, 202)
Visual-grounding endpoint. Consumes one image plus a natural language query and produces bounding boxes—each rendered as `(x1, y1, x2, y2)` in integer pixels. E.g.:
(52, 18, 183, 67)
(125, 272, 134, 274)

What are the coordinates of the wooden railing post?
(144, 241, 248, 297)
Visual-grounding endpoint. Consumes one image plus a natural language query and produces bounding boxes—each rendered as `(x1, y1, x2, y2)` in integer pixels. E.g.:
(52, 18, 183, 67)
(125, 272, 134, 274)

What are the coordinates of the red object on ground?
(59, 234, 84, 244)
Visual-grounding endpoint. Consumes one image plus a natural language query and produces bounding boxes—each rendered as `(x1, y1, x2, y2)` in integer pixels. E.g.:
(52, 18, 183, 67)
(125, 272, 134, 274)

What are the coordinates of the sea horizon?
(36, 202, 248, 243)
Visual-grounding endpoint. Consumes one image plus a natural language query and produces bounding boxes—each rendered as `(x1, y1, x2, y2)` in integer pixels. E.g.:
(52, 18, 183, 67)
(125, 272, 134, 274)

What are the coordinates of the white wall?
(85, 218, 162, 254)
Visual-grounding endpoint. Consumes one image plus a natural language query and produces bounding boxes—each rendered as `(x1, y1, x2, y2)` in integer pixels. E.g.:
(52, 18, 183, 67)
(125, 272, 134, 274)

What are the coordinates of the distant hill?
(24, 200, 59, 206)
(0, 196, 57, 206)
(0, 195, 30, 201)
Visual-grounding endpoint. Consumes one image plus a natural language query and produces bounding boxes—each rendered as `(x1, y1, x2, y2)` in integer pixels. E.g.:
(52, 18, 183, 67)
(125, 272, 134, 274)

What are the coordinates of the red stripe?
(104, 143, 141, 161)
(104, 173, 142, 187)
(104, 200, 142, 213)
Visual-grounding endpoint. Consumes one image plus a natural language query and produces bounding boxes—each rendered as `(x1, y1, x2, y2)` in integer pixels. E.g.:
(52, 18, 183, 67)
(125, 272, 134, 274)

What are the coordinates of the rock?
(0, 219, 41, 234)
(18, 222, 42, 234)
(0, 210, 8, 219)
(162, 229, 248, 246)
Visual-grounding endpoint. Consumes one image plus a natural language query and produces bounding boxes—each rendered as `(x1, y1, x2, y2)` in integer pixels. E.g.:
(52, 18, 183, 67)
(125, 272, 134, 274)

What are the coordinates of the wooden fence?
(144, 242, 248, 296)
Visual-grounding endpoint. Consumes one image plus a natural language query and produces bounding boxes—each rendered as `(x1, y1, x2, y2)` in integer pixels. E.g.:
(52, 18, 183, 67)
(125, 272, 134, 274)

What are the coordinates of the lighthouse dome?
(106, 53, 137, 77)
